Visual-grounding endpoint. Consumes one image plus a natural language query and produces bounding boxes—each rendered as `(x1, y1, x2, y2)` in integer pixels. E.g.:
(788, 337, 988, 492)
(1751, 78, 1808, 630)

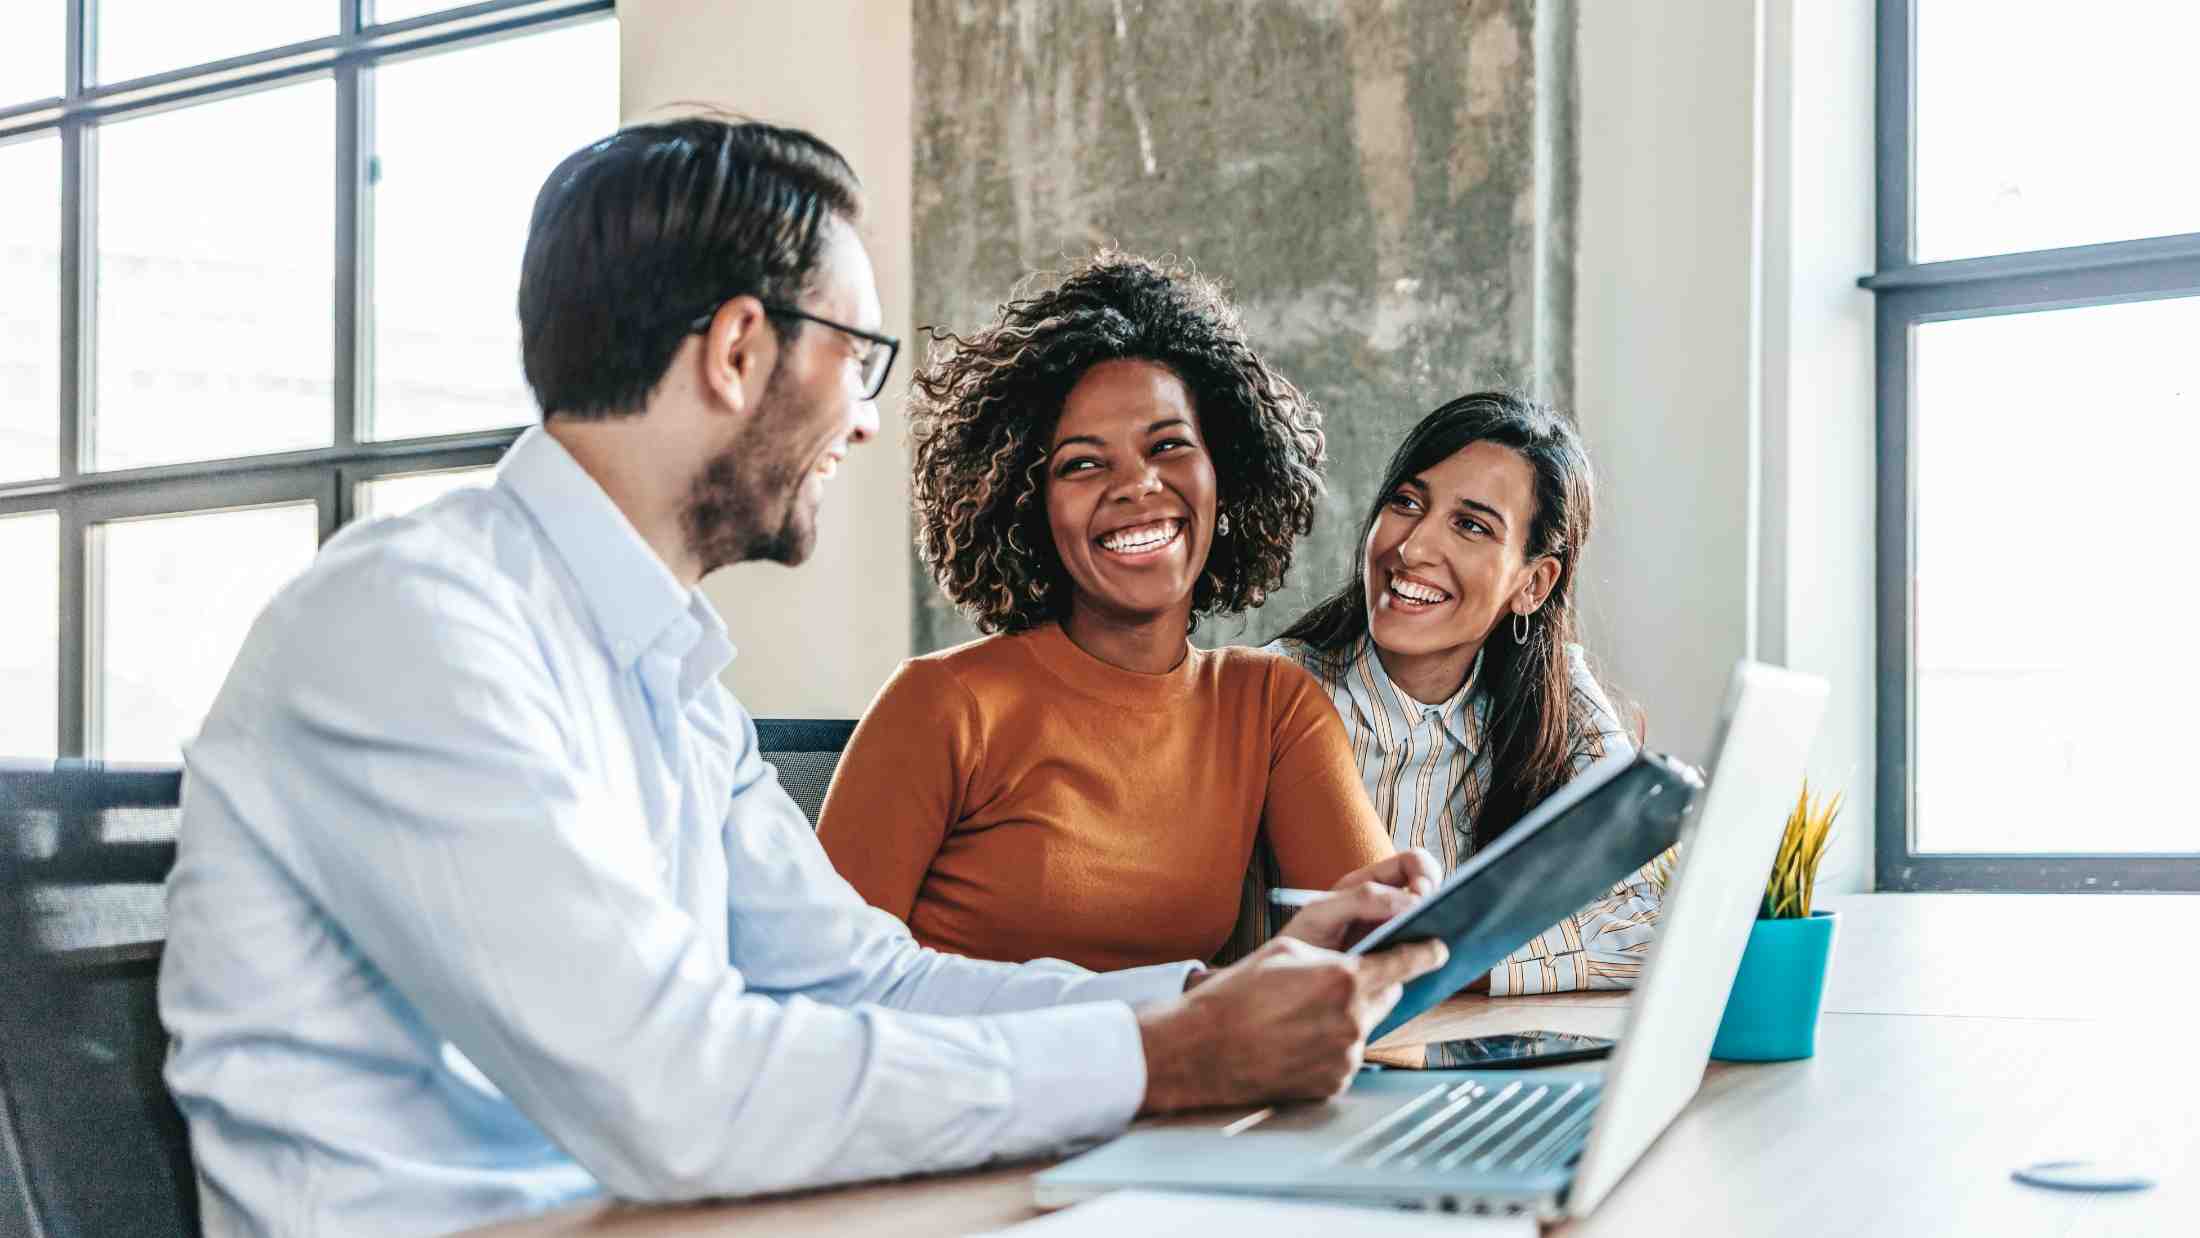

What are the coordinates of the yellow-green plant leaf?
(1763, 779, 1842, 919)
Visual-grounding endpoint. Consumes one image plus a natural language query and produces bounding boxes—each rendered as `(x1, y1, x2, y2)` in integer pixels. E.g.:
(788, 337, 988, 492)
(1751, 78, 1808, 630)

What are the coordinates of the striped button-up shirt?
(1266, 636, 1665, 996)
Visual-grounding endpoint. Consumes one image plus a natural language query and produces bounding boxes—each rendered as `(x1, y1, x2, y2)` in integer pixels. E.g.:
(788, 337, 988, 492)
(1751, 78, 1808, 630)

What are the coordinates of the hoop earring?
(1512, 609, 1533, 644)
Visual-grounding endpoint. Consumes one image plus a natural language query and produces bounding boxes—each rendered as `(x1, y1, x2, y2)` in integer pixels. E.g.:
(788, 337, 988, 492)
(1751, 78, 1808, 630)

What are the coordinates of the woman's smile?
(1046, 359, 1218, 627)
(1096, 517, 1188, 563)
(1360, 439, 1557, 698)
(1378, 568, 1455, 614)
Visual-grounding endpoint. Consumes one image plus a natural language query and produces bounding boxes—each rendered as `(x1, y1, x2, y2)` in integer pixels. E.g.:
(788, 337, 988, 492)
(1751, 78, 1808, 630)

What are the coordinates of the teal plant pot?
(1710, 909, 1838, 1062)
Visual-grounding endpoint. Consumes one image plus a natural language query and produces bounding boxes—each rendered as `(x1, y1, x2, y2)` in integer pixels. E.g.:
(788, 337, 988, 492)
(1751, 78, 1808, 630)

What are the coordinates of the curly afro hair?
(909, 250, 1328, 635)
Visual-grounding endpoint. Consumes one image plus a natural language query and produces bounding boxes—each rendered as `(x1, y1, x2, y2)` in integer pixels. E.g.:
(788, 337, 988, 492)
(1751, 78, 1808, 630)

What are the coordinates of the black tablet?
(1350, 749, 1702, 1041)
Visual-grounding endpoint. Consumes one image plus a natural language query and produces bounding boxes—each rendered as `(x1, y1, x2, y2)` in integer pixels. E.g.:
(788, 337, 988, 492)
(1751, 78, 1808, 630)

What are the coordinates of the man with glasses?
(688, 301, 900, 400)
(158, 116, 1444, 1236)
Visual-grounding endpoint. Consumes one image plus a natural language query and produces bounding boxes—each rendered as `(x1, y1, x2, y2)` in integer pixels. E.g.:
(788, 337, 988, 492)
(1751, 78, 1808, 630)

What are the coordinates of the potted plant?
(1710, 781, 1842, 1061)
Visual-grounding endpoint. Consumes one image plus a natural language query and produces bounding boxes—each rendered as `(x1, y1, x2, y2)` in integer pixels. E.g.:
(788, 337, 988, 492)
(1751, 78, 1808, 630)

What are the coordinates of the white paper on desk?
(972, 1190, 1536, 1237)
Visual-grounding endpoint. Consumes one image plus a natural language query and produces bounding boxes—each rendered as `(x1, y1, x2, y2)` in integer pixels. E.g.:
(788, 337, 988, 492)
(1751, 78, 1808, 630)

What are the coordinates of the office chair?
(752, 719, 858, 827)
(0, 760, 196, 1238)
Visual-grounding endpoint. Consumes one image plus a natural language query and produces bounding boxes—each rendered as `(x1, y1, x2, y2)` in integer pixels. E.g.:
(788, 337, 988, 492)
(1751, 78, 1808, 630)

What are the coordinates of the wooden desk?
(470, 894, 2200, 1236)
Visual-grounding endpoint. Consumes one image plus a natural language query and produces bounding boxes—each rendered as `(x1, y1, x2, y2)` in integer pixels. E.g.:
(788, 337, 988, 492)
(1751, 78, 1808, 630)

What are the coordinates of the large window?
(1869, 0, 2200, 890)
(0, 1, 616, 763)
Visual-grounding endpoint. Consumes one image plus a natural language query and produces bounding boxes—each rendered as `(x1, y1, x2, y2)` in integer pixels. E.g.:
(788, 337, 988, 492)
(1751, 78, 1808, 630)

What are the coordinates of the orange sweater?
(815, 623, 1394, 971)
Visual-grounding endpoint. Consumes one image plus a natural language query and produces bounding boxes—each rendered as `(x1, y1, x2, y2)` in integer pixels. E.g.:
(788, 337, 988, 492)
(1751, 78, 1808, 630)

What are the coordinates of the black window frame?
(0, 0, 614, 759)
(1867, 0, 2200, 891)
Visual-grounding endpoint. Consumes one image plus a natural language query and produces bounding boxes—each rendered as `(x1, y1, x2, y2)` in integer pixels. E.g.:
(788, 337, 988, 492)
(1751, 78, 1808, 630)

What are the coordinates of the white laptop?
(1034, 660, 1830, 1221)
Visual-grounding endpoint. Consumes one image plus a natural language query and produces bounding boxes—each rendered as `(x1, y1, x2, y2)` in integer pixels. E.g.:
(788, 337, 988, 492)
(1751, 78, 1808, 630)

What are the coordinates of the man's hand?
(1274, 848, 1441, 952)
(1135, 934, 1448, 1115)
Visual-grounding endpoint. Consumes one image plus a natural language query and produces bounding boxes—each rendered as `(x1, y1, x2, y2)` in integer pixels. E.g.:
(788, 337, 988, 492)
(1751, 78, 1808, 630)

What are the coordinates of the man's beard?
(682, 376, 820, 575)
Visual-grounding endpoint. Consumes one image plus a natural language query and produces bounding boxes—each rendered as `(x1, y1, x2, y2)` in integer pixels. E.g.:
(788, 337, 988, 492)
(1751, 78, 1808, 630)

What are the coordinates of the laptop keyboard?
(1321, 1078, 1601, 1176)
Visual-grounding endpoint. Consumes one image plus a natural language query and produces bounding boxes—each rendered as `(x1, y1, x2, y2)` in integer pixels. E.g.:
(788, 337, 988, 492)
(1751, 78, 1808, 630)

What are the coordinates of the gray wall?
(911, 0, 1576, 653)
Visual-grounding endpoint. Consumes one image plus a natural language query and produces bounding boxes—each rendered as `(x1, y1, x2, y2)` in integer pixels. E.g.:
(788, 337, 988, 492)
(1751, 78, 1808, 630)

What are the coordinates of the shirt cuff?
(1490, 954, 1586, 997)
(995, 1000, 1147, 1154)
(1062, 959, 1203, 1008)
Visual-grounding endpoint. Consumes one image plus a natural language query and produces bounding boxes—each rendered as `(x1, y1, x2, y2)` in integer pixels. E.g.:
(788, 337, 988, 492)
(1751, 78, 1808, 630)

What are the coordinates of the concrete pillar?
(910, 0, 1577, 652)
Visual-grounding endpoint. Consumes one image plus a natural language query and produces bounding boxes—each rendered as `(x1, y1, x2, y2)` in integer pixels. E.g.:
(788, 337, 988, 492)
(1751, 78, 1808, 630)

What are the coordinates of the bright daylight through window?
(1875, 0, 2200, 887)
(0, 1, 617, 764)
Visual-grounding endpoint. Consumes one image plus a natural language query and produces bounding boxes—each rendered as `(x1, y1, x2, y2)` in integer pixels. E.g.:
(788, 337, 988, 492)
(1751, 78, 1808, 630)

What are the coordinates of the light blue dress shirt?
(159, 427, 1194, 1237)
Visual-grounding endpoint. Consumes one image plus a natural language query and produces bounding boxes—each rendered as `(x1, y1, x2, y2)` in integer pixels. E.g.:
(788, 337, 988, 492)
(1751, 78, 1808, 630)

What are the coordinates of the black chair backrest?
(0, 730, 852, 1235)
(753, 719, 857, 828)
(0, 760, 195, 1238)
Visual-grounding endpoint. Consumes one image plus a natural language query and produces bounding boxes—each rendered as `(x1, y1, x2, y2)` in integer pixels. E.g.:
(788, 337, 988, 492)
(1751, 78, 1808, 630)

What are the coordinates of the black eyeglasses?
(685, 300, 901, 401)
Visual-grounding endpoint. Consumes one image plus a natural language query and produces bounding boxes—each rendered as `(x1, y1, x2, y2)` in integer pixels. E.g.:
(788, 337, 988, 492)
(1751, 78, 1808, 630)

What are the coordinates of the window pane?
(0, 0, 64, 103)
(0, 134, 60, 484)
(368, 1, 463, 24)
(97, 0, 333, 86)
(94, 81, 335, 471)
(1916, 1, 2200, 261)
(369, 20, 618, 441)
(0, 511, 60, 759)
(357, 464, 495, 518)
(92, 503, 319, 762)
(1913, 296, 2200, 853)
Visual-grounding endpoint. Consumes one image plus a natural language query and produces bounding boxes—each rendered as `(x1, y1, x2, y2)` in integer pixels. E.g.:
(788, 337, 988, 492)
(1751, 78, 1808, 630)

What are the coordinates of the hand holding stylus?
(1271, 848, 1441, 952)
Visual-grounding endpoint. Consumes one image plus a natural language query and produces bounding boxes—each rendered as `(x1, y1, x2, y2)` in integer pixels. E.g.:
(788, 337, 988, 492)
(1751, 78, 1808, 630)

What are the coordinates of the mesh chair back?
(0, 761, 196, 1238)
(753, 719, 857, 827)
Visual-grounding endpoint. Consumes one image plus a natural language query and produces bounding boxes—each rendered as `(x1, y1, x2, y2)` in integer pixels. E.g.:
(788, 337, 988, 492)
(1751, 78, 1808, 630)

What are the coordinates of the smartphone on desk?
(1417, 1030, 1615, 1070)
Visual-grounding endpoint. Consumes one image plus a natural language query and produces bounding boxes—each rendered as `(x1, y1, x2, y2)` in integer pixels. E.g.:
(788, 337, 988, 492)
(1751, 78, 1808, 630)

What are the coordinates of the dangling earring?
(1512, 608, 1533, 644)
(1216, 512, 1231, 537)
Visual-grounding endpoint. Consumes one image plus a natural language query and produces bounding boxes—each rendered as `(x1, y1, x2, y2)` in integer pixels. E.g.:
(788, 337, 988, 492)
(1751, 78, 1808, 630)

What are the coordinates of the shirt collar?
(498, 427, 733, 680)
(680, 596, 737, 701)
(1342, 637, 1483, 755)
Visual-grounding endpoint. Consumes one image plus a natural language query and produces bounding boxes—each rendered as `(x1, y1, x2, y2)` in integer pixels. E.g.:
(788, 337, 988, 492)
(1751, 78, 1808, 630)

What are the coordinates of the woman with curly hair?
(814, 251, 1407, 971)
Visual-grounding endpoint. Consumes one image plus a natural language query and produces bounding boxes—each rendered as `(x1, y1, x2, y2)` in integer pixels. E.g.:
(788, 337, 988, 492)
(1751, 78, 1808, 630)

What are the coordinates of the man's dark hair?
(518, 116, 862, 420)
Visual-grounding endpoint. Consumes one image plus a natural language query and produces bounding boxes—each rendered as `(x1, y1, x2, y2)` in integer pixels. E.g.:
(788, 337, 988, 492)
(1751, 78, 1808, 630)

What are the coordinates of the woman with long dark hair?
(1267, 391, 1664, 995)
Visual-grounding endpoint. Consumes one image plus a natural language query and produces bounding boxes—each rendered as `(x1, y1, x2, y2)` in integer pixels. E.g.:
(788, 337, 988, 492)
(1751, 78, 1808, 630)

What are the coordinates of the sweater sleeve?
(815, 658, 983, 923)
(1260, 658, 1396, 889)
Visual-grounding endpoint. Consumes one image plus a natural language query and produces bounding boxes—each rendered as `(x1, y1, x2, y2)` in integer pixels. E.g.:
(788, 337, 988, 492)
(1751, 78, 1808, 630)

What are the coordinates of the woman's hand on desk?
(1135, 934, 1448, 1114)
(1273, 849, 1442, 952)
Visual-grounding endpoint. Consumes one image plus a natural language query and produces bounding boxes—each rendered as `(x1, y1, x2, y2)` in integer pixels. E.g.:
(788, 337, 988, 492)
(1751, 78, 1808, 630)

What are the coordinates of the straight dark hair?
(518, 115, 861, 420)
(1274, 391, 1620, 852)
